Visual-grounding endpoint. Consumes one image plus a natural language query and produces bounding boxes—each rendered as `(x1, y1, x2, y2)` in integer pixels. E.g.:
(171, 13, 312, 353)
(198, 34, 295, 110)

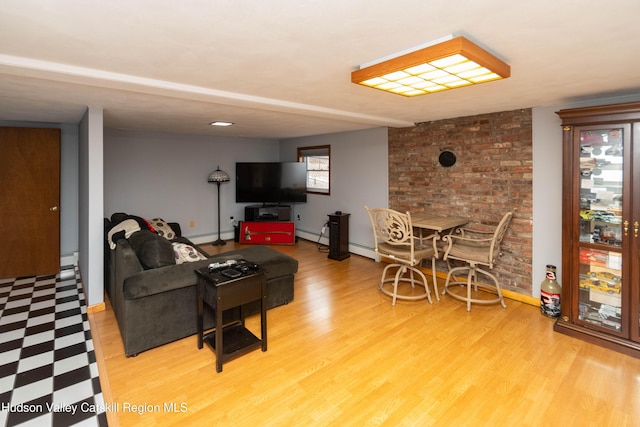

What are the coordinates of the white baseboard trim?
(189, 233, 221, 245)
(296, 230, 376, 260)
(184, 228, 378, 260)
(60, 252, 78, 268)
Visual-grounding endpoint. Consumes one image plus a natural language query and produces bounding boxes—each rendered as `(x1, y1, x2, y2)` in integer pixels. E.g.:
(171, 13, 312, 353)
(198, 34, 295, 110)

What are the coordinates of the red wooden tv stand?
(239, 221, 296, 245)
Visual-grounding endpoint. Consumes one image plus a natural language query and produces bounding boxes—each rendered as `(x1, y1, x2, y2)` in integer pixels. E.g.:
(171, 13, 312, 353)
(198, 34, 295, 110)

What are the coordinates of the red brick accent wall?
(388, 108, 533, 295)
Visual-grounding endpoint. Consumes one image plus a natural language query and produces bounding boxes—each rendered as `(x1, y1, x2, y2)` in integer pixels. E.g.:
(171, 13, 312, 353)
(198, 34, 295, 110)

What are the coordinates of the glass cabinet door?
(576, 127, 625, 333)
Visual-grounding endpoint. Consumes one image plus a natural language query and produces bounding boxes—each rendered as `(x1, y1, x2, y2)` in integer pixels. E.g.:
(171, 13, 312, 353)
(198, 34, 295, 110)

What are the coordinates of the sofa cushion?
(128, 230, 176, 269)
(173, 236, 209, 258)
(122, 245, 297, 300)
(123, 254, 242, 299)
(173, 242, 208, 264)
(151, 218, 177, 240)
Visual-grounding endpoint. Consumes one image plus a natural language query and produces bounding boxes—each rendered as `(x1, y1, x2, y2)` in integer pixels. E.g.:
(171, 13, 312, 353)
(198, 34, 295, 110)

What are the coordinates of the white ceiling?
(1, 0, 639, 139)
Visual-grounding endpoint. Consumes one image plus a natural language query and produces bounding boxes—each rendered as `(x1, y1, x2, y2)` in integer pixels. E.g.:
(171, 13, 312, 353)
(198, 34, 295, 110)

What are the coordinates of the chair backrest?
(364, 206, 416, 265)
(489, 212, 513, 265)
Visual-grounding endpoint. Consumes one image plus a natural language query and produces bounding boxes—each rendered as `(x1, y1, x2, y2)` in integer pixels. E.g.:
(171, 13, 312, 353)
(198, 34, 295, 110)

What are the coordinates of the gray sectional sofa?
(104, 214, 298, 356)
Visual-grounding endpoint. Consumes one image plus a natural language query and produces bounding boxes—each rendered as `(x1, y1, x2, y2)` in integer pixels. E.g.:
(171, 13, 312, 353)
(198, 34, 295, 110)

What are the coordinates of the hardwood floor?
(89, 239, 640, 426)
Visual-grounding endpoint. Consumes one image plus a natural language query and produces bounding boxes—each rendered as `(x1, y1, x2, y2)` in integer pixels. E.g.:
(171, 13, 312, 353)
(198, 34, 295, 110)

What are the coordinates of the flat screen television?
(236, 162, 307, 204)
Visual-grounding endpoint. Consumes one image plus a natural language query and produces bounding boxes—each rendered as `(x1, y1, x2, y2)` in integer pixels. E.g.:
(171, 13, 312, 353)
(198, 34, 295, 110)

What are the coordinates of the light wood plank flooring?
(89, 239, 640, 426)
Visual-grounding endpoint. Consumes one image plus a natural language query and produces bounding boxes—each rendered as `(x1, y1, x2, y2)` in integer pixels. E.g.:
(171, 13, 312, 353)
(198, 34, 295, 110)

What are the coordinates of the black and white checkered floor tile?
(0, 268, 108, 426)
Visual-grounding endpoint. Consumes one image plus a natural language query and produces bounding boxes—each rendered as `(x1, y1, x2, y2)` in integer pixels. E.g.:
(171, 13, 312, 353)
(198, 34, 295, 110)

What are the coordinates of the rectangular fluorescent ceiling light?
(351, 35, 510, 97)
(210, 121, 234, 126)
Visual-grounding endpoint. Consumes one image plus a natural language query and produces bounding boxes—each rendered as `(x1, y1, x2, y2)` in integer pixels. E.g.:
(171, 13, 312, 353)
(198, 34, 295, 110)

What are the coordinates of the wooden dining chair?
(365, 206, 439, 306)
(441, 212, 513, 311)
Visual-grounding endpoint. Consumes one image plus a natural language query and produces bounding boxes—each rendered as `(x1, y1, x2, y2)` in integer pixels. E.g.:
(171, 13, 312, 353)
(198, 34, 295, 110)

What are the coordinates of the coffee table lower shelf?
(202, 322, 263, 364)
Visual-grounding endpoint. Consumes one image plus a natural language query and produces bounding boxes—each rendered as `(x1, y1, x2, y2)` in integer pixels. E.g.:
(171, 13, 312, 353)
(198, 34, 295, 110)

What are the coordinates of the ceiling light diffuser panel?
(351, 36, 510, 97)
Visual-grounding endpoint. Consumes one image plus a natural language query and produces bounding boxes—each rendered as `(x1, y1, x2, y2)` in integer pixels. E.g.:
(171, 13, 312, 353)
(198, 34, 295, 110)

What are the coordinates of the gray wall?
(78, 107, 104, 306)
(103, 129, 280, 242)
(531, 107, 563, 297)
(279, 127, 389, 256)
(59, 124, 79, 263)
(102, 127, 388, 257)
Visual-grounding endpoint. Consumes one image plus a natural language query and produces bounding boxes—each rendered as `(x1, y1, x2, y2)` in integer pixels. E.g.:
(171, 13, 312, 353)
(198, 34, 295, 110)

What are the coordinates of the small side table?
(195, 265, 267, 372)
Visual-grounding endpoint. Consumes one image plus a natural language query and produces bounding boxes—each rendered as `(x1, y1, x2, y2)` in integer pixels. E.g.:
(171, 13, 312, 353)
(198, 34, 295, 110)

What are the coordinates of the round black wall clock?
(438, 150, 456, 167)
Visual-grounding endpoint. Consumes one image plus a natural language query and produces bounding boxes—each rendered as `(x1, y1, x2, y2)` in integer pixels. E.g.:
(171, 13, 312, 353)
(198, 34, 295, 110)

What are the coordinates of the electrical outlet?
(297, 214, 301, 221)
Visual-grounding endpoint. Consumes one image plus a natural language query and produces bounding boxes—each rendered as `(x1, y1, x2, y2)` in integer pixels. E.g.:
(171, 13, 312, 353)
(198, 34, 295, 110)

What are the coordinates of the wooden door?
(0, 127, 60, 277)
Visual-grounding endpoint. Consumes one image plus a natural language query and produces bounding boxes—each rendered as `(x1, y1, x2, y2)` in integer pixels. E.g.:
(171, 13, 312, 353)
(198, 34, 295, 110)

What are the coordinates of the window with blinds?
(297, 145, 330, 195)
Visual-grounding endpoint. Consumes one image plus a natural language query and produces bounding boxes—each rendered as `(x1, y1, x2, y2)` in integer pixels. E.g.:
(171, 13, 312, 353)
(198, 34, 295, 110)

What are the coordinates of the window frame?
(297, 145, 330, 196)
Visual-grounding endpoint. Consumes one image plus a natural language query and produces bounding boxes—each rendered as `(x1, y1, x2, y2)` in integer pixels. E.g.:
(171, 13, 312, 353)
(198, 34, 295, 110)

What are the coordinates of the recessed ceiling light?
(209, 121, 234, 127)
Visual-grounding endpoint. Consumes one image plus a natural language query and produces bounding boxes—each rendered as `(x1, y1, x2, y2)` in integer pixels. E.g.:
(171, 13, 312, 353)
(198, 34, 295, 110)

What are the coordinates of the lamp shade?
(208, 166, 230, 183)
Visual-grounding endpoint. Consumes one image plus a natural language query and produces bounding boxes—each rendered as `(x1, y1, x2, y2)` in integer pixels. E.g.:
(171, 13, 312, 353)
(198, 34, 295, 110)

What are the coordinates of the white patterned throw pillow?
(172, 242, 207, 264)
(151, 218, 176, 240)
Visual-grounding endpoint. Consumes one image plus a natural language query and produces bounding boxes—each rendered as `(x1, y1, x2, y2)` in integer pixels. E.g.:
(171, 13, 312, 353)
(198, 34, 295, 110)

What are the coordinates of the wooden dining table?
(410, 214, 469, 235)
(410, 214, 470, 300)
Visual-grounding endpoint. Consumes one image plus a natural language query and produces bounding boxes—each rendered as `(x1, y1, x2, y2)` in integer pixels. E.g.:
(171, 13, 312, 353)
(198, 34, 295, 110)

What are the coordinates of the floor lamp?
(208, 166, 231, 246)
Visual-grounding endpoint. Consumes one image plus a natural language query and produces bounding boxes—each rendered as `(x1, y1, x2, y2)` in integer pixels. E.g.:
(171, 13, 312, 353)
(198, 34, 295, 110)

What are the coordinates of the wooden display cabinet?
(554, 101, 640, 357)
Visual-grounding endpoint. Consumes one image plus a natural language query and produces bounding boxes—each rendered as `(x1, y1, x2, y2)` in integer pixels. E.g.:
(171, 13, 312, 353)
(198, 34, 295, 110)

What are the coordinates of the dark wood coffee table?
(195, 265, 267, 372)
